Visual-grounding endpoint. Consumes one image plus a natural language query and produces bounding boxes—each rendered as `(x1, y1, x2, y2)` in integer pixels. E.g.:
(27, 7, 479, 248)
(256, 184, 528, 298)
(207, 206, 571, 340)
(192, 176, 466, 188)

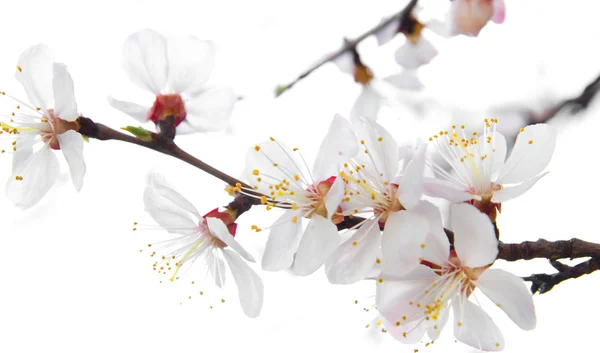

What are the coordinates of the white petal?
(386, 316, 428, 344)
(397, 142, 427, 210)
(351, 115, 399, 179)
(492, 0, 506, 24)
(376, 266, 438, 325)
(107, 96, 150, 122)
(332, 51, 354, 75)
(381, 210, 429, 275)
(476, 269, 536, 330)
(312, 114, 358, 181)
(423, 177, 477, 202)
(427, 305, 450, 341)
(384, 71, 424, 91)
(122, 29, 168, 94)
(143, 184, 199, 234)
(496, 124, 556, 184)
(450, 204, 498, 268)
(452, 299, 505, 351)
(52, 63, 78, 121)
(325, 219, 381, 284)
(222, 249, 264, 318)
(426, 19, 451, 38)
(350, 86, 385, 122)
(323, 174, 345, 220)
(15, 44, 54, 110)
(12, 135, 34, 173)
(261, 211, 303, 271)
(479, 131, 507, 177)
(375, 19, 400, 46)
(207, 250, 226, 288)
(148, 173, 202, 219)
(166, 36, 214, 93)
(184, 86, 236, 132)
(6, 146, 59, 210)
(206, 217, 255, 262)
(412, 201, 450, 265)
(395, 37, 438, 69)
(57, 130, 85, 191)
(293, 215, 340, 276)
(491, 172, 548, 203)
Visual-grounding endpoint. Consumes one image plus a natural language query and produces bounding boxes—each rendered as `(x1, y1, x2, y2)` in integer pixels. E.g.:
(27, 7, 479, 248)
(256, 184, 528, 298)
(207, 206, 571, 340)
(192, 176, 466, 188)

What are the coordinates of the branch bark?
(275, 0, 419, 96)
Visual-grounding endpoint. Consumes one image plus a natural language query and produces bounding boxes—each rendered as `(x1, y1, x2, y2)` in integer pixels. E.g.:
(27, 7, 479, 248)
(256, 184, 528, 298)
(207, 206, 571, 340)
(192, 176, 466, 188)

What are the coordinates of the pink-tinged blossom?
(108, 29, 236, 135)
(424, 120, 555, 220)
(449, 0, 506, 37)
(142, 174, 263, 318)
(242, 115, 358, 276)
(376, 203, 536, 351)
(324, 117, 428, 284)
(1, 44, 85, 209)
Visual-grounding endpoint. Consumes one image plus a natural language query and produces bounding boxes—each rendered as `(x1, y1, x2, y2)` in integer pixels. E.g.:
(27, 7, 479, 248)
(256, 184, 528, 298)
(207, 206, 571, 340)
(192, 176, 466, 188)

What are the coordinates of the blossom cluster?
(0, 5, 557, 350)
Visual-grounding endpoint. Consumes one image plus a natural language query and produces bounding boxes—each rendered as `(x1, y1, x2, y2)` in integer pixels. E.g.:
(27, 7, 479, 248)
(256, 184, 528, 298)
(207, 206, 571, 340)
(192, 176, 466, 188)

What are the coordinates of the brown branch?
(527, 72, 600, 124)
(275, 0, 419, 97)
(77, 116, 262, 206)
(523, 258, 600, 294)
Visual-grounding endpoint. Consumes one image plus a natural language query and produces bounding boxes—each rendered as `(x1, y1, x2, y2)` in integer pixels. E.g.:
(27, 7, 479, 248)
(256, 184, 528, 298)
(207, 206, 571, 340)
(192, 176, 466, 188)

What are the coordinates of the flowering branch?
(523, 258, 600, 294)
(76, 116, 261, 205)
(274, 0, 419, 96)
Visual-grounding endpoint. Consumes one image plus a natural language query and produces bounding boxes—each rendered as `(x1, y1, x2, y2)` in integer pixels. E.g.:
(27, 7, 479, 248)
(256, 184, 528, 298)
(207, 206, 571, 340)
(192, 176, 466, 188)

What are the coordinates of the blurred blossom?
(1, 44, 86, 209)
(448, 0, 506, 36)
(108, 29, 236, 135)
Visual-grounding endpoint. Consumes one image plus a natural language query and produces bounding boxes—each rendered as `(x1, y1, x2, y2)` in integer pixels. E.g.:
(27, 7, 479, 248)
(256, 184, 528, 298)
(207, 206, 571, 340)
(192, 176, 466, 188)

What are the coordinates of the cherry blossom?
(324, 117, 428, 284)
(142, 174, 263, 318)
(376, 203, 536, 351)
(108, 29, 236, 135)
(241, 115, 358, 275)
(424, 120, 556, 220)
(1, 44, 85, 209)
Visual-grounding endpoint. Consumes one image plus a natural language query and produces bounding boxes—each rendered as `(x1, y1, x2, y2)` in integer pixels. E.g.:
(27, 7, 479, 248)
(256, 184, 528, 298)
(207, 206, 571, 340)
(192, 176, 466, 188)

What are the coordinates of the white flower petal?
(412, 201, 450, 265)
(397, 142, 427, 210)
(16, 44, 54, 110)
(324, 174, 345, 220)
(166, 36, 214, 93)
(423, 177, 477, 202)
(386, 316, 428, 344)
(262, 211, 303, 271)
(395, 37, 438, 69)
(206, 250, 226, 288)
(6, 146, 59, 210)
(222, 249, 264, 318)
(477, 268, 536, 330)
(332, 51, 354, 75)
(381, 210, 429, 275)
(293, 215, 340, 276)
(492, 0, 506, 24)
(107, 96, 150, 123)
(143, 184, 199, 234)
(427, 304, 450, 341)
(450, 204, 498, 268)
(350, 86, 385, 122)
(384, 71, 424, 91)
(57, 130, 85, 192)
(478, 131, 507, 177)
(325, 219, 381, 284)
(12, 136, 34, 173)
(491, 172, 548, 203)
(52, 63, 78, 121)
(148, 173, 201, 218)
(351, 116, 399, 179)
(184, 86, 236, 132)
(122, 29, 168, 94)
(375, 19, 400, 46)
(496, 124, 556, 184)
(206, 217, 255, 262)
(376, 266, 438, 325)
(452, 299, 504, 351)
(312, 114, 358, 182)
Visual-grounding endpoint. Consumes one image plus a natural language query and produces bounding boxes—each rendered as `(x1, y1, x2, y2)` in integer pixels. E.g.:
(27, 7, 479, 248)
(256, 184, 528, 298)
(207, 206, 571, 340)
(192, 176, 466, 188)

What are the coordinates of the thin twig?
(523, 258, 600, 294)
(275, 0, 419, 96)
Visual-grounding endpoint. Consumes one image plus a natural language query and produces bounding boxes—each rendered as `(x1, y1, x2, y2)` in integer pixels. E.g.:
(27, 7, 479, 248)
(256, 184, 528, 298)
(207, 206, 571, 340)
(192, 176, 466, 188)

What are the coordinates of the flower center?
(147, 94, 187, 127)
(41, 109, 79, 150)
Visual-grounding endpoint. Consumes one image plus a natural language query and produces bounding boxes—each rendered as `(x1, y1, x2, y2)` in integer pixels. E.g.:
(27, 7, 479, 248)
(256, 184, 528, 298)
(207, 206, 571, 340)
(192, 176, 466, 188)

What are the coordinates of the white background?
(0, 0, 599, 352)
